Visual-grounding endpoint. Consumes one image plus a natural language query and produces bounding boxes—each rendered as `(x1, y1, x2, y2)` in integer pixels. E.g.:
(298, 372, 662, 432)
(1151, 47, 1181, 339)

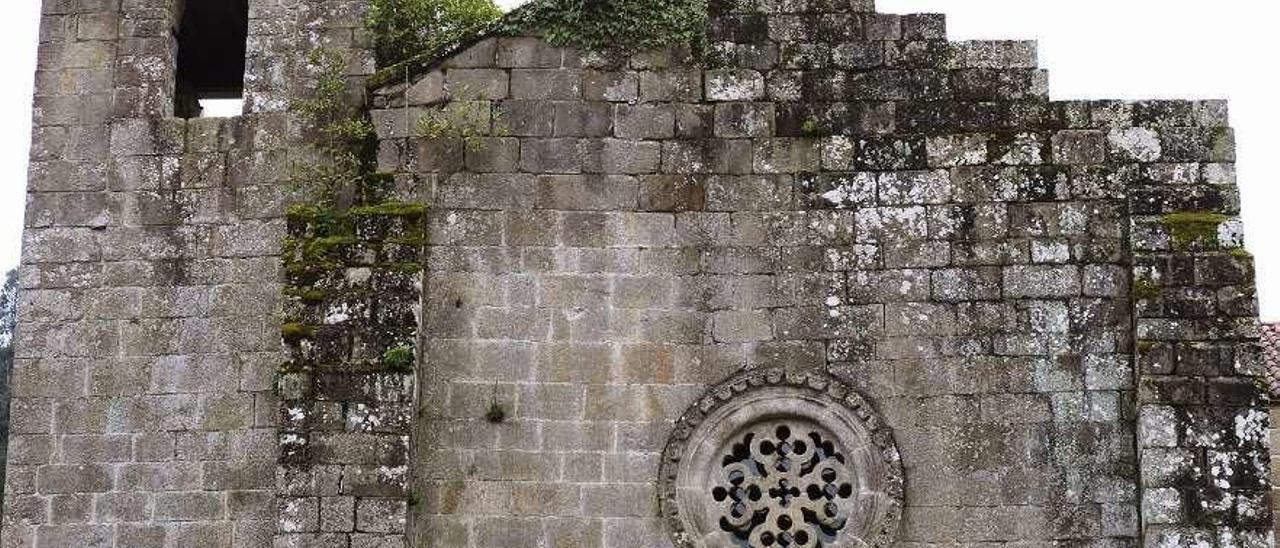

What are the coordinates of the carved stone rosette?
(658, 369, 904, 548)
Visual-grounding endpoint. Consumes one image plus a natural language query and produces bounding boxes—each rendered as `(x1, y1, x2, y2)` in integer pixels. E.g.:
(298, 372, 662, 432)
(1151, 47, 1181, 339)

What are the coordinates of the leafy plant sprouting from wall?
(414, 84, 510, 152)
(367, 0, 503, 68)
(290, 49, 376, 206)
(416, 97, 494, 145)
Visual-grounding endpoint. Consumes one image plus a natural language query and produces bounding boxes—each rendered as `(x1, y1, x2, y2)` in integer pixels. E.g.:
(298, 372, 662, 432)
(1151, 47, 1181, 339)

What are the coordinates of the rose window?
(714, 424, 854, 546)
(659, 369, 904, 548)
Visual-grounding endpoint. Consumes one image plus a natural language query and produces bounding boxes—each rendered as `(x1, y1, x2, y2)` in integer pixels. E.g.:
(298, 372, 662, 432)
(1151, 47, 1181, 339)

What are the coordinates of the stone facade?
(5, 0, 1275, 547)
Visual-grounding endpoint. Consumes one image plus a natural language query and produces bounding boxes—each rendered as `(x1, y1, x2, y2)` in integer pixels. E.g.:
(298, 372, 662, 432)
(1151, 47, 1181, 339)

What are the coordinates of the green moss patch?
(281, 322, 316, 345)
(1161, 212, 1229, 250)
(350, 201, 428, 218)
(1133, 277, 1160, 301)
(1229, 248, 1253, 259)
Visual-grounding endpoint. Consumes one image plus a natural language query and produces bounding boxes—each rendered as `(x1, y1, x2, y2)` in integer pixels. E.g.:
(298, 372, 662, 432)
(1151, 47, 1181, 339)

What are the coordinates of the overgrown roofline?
(367, 0, 709, 91)
(366, 13, 516, 91)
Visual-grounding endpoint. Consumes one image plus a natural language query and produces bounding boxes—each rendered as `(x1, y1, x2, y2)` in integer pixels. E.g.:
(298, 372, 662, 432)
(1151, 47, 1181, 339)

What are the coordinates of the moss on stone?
(1161, 212, 1229, 249)
(350, 201, 427, 218)
(386, 235, 428, 248)
(800, 119, 821, 136)
(286, 203, 326, 221)
(283, 286, 329, 305)
(280, 322, 316, 345)
(295, 236, 357, 269)
(278, 360, 308, 374)
(1133, 277, 1160, 301)
(380, 261, 421, 275)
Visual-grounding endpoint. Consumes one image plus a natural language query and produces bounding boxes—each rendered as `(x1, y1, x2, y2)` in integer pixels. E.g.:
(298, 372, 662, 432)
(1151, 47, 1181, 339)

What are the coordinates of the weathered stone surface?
(9, 0, 1273, 546)
(367, 3, 1270, 542)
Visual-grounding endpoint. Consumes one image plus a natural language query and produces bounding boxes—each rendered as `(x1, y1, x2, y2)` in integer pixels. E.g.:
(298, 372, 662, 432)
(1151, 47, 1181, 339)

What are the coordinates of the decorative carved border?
(1262, 323, 1280, 399)
(657, 368, 905, 548)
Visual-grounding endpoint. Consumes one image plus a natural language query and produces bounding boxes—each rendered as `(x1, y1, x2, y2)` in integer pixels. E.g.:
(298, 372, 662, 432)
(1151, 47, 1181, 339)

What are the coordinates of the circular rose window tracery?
(659, 369, 904, 548)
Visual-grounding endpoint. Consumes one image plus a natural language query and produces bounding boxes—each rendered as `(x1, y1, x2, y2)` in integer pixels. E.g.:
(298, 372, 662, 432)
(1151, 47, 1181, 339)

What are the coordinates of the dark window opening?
(174, 0, 250, 118)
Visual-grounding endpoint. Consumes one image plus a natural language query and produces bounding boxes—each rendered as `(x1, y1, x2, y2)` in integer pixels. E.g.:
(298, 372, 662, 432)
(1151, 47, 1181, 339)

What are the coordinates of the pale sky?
(0, 0, 1276, 320)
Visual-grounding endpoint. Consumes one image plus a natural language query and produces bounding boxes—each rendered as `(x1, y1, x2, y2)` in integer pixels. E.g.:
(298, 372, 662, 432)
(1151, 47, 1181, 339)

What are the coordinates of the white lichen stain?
(1219, 218, 1244, 248)
(998, 132, 1042, 165)
(346, 267, 372, 284)
(348, 403, 383, 432)
(1207, 451, 1233, 490)
(1156, 531, 1212, 548)
(707, 72, 762, 101)
(821, 136, 854, 168)
(821, 188, 850, 207)
(819, 173, 873, 209)
(740, 110, 769, 136)
(324, 302, 352, 325)
(1235, 408, 1267, 444)
(1108, 127, 1162, 162)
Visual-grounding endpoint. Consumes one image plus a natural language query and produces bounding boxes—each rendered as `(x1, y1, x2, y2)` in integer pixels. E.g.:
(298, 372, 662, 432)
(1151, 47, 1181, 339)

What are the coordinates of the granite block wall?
(366, 2, 1271, 547)
(6, 0, 1273, 546)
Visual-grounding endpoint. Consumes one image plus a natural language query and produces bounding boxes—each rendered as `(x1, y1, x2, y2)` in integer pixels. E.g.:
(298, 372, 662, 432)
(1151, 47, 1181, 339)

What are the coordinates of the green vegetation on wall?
(501, 0, 708, 54)
(1133, 277, 1160, 301)
(367, 0, 503, 68)
(365, 0, 710, 89)
(290, 49, 376, 206)
(281, 47, 427, 375)
(417, 97, 502, 144)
